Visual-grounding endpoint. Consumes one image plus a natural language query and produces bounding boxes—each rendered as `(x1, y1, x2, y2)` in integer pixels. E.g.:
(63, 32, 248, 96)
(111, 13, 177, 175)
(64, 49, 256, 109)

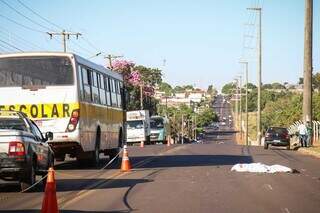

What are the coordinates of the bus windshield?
(127, 120, 144, 129)
(150, 118, 164, 129)
(0, 56, 74, 87)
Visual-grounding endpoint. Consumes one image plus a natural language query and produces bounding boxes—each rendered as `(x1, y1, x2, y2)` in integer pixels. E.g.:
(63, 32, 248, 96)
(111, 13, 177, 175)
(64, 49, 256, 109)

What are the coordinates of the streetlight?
(247, 7, 262, 145)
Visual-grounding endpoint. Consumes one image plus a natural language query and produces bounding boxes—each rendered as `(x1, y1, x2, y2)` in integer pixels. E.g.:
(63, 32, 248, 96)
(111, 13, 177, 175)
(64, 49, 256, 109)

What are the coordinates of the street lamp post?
(247, 7, 262, 145)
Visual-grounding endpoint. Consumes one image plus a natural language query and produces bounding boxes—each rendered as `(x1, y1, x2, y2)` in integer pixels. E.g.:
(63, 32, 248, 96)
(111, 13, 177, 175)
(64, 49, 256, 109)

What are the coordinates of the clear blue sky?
(0, 0, 319, 90)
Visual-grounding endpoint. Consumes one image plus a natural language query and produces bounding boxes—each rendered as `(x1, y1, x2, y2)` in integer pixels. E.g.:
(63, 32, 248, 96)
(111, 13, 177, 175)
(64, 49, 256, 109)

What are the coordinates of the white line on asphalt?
(281, 207, 290, 213)
(263, 184, 273, 191)
(267, 184, 273, 190)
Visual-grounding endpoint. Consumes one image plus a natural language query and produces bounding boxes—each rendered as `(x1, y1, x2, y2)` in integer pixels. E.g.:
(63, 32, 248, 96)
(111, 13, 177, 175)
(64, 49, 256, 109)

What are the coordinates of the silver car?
(0, 111, 54, 191)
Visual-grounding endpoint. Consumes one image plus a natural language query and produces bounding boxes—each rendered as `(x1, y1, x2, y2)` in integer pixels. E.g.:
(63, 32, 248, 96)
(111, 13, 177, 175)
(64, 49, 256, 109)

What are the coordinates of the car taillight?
(283, 133, 289, 139)
(8, 141, 25, 156)
(66, 109, 80, 132)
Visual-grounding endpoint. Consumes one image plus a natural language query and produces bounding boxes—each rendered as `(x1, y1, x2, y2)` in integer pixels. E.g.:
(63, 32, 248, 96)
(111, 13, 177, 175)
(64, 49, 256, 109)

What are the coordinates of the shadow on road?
(130, 154, 253, 169)
(0, 210, 130, 213)
(0, 178, 151, 193)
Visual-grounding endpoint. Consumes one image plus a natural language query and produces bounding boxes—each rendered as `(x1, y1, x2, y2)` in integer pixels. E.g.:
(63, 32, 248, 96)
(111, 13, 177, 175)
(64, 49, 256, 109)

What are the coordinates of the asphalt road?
(1, 97, 320, 213)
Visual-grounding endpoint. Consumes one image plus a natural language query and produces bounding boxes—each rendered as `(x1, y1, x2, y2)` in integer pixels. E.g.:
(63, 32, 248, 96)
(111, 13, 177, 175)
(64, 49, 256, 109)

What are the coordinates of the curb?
(298, 147, 320, 158)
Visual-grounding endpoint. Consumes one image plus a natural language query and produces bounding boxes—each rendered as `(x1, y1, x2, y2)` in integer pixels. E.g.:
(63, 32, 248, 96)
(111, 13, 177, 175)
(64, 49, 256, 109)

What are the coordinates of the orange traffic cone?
(140, 140, 144, 148)
(121, 145, 132, 172)
(41, 167, 58, 213)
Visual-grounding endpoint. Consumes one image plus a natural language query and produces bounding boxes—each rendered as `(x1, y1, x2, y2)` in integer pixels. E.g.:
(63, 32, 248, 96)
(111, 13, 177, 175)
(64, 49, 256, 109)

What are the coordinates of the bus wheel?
(91, 129, 101, 166)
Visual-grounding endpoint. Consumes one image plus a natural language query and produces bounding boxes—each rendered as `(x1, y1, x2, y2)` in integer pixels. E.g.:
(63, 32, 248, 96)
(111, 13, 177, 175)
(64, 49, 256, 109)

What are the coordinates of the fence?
(288, 120, 320, 145)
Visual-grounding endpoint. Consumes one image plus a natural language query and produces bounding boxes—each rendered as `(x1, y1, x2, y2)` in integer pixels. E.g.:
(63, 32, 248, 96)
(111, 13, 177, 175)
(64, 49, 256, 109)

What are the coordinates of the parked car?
(264, 127, 290, 150)
(0, 111, 54, 191)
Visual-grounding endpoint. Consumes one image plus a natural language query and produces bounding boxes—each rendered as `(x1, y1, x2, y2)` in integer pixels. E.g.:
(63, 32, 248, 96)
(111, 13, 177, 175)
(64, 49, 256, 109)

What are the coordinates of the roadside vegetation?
(222, 73, 320, 134)
(113, 59, 218, 140)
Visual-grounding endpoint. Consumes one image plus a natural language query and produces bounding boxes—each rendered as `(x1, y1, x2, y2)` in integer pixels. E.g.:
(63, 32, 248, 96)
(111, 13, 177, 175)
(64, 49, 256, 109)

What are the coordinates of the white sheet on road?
(231, 163, 293, 173)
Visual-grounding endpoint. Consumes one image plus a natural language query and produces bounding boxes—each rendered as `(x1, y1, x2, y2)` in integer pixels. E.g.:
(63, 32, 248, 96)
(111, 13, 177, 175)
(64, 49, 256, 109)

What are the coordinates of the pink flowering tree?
(109, 59, 161, 111)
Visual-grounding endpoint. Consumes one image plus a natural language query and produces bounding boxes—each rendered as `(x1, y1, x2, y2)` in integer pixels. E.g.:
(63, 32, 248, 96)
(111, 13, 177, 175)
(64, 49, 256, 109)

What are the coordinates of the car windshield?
(0, 56, 74, 87)
(150, 118, 164, 129)
(127, 120, 143, 129)
(267, 128, 287, 134)
(0, 118, 27, 131)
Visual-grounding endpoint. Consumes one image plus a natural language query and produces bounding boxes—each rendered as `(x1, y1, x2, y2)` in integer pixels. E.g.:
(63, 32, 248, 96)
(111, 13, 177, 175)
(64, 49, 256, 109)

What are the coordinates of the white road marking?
(264, 184, 273, 191)
(281, 207, 290, 213)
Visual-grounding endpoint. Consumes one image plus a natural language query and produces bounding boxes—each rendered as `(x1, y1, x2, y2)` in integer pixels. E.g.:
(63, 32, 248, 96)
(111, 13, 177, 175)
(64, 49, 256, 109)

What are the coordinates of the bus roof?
(0, 52, 123, 81)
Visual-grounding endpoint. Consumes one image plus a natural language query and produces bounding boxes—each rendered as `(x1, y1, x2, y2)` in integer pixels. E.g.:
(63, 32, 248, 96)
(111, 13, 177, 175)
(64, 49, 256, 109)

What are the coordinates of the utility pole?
(181, 114, 184, 144)
(240, 61, 249, 146)
(194, 115, 197, 140)
(234, 79, 239, 132)
(140, 84, 143, 110)
(247, 7, 262, 145)
(104, 54, 123, 70)
(303, 0, 313, 123)
(47, 30, 81, 52)
(239, 75, 243, 140)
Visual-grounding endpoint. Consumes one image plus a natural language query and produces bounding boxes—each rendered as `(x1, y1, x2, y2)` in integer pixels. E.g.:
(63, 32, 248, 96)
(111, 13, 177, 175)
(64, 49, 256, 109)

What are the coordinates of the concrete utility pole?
(181, 114, 184, 144)
(239, 75, 243, 140)
(240, 61, 249, 146)
(234, 79, 239, 132)
(303, 0, 313, 123)
(247, 7, 262, 145)
(47, 30, 81, 52)
(105, 54, 123, 70)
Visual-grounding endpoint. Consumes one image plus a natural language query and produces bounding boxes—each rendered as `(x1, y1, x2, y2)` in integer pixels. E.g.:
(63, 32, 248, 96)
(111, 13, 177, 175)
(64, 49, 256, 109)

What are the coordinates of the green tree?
(159, 82, 173, 96)
(221, 83, 236, 95)
(271, 82, 286, 89)
(207, 85, 217, 96)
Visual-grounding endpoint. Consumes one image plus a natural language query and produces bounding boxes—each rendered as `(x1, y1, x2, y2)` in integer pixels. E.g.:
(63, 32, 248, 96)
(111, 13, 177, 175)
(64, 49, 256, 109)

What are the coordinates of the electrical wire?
(0, 0, 53, 31)
(0, 27, 44, 50)
(0, 42, 15, 52)
(0, 39, 24, 52)
(16, 0, 63, 30)
(81, 36, 101, 52)
(0, 14, 45, 34)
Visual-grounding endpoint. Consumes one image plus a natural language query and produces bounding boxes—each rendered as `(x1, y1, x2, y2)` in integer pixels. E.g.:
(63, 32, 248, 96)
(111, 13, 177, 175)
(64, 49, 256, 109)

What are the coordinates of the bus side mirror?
(45, 132, 53, 141)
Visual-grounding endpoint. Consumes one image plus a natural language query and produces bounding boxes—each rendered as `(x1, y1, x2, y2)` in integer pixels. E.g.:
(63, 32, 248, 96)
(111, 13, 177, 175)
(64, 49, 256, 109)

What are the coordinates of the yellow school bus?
(0, 52, 125, 165)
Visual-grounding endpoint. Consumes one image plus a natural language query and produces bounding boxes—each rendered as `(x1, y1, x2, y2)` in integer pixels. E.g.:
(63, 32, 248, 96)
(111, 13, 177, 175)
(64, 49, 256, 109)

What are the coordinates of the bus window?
(98, 74, 106, 105)
(104, 76, 111, 106)
(116, 80, 122, 108)
(91, 71, 100, 104)
(0, 56, 73, 87)
(110, 78, 117, 107)
(77, 65, 84, 100)
(82, 67, 92, 102)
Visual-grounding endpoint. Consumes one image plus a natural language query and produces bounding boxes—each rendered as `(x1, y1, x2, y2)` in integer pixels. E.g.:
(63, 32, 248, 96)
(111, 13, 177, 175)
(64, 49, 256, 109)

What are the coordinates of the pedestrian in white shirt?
(298, 122, 307, 147)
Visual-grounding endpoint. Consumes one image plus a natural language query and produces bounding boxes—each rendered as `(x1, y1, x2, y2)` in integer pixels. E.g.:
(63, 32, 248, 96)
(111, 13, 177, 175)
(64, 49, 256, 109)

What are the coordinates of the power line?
(0, 38, 24, 52)
(0, 42, 15, 52)
(16, 0, 63, 30)
(0, 14, 45, 34)
(0, 27, 44, 50)
(15, 0, 101, 56)
(0, 0, 53, 31)
(81, 36, 101, 52)
(69, 39, 95, 55)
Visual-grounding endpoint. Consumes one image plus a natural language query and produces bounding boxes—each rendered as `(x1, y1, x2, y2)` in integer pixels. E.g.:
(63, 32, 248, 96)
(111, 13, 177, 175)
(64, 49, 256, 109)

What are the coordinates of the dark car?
(0, 111, 54, 191)
(264, 127, 290, 150)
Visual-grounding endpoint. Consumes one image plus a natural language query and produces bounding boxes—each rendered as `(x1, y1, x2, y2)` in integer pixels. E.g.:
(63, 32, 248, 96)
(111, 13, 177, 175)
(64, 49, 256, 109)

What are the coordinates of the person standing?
(298, 122, 307, 147)
(306, 121, 313, 147)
